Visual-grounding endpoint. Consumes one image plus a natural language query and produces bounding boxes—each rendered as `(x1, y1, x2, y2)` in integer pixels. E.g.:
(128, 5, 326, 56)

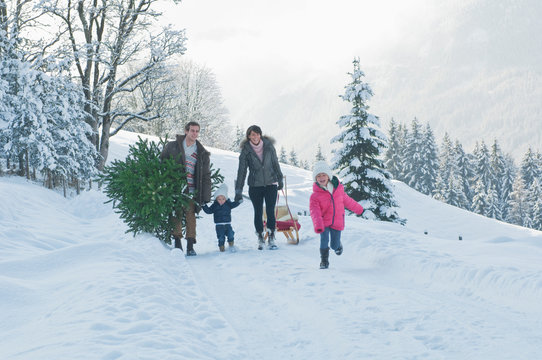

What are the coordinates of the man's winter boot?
(257, 232, 265, 250)
(173, 235, 183, 251)
(186, 238, 197, 256)
(320, 248, 330, 269)
(228, 241, 236, 252)
(267, 229, 278, 250)
(335, 243, 343, 256)
(219, 245, 225, 252)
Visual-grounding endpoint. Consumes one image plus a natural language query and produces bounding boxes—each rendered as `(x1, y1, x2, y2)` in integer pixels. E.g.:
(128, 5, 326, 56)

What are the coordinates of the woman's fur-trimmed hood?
(240, 135, 276, 149)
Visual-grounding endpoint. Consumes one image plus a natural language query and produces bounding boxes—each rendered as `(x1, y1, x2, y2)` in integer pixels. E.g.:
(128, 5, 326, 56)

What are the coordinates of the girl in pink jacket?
(310, 161, 364, 269)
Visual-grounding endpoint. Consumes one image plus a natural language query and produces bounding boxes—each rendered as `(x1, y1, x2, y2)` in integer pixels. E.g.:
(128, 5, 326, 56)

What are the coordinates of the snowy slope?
(1, 130, 542, 359)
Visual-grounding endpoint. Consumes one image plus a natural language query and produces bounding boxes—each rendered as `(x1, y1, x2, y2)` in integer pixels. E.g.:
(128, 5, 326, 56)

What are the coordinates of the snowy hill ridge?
(1, 130, 542, 359)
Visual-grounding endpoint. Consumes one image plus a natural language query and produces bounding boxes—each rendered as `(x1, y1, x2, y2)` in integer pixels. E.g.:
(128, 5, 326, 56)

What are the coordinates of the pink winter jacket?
(310, 178, 364, 233)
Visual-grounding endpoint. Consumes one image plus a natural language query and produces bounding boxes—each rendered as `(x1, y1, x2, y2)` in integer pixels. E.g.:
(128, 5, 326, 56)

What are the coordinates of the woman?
(235, 125, 284, 250)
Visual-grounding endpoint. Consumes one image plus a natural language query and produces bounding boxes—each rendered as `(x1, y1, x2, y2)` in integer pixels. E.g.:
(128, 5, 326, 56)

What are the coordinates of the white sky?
(153, 0, 542, 163)
(157, 0, 442, 125)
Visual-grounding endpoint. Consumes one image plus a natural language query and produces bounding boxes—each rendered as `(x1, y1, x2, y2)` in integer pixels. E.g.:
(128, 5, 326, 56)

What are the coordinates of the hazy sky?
(155, 0, 440, 154)
(155, 0, 542, 162)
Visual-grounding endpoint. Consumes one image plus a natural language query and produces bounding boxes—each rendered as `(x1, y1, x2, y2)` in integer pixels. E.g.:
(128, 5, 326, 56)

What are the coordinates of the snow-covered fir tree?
(507, 175, 529, 227)
(0, 56, 99, 187)
(434, 133, 457, 201)
(420, 122, 439, 195)
(289, 148, 299, 167)
(332, 58, 403, 223)
(473, 141, 493, 191)
(403, 118, 425, 193)
(454, 140, 475, 208)
(279, 146, 288, 164)
(489, 140, 508, 220)
(485, 184, 502, 220)
(520, 148, 539, 188)
(384, 118, 402, 180)
(315, 143, 326, 162)
(530, 178, 542, 230)
(396, 123, 409, 183)
(500, 154, 517, 221)
(231, 125, 244, 152)
(525, 178, 541, 230)
(471, 179, 488, 216)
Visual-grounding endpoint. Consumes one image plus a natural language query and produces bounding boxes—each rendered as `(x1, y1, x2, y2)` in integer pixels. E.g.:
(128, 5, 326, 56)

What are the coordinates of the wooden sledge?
(263, 176, 301, 244)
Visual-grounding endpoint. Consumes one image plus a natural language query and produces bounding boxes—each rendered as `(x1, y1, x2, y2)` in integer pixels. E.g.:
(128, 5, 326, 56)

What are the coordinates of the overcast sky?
(155, 0, 542, 163)
(157, 0, 442, 120)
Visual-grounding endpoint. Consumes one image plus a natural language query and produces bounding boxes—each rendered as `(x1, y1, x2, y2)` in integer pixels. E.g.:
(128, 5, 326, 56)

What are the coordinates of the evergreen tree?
(507, 175, 529, 226)
(434, 133, 458, 202)
(489, 140, 508, 220)
(279, 146, 288, 164)
(500, 154, 517, 221)
(444, 172, 469, 209)
(231, 125, 244, 152)
(454, 140, 475, 209)
(315, 143, 326, 162)
(526, 178, 542, 230)
(530, 180, 542, 230)
(471, 179, 488, 216)
(97, 137, 223, 243)
(384, 118, 402, 180)
(403, 118, 425, 193)
(332, 58, 403, 223)
(473, 141, 492, 190)
(420, 122, 439, 196)
(1, 54, 98, 186)
(485, 184, 502, 220)
(289, 148, 299, 167)
(520, 148, 538, 188)
(396, 123, 409, 182)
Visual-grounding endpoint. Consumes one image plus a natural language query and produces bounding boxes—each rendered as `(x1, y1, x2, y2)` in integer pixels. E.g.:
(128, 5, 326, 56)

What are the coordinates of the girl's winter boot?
(320, 248, 330, 269)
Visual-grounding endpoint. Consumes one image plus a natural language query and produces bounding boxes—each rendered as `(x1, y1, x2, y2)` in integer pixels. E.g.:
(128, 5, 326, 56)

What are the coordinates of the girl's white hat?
(312, 161, 333, 181)
(213, 183, 228, 199)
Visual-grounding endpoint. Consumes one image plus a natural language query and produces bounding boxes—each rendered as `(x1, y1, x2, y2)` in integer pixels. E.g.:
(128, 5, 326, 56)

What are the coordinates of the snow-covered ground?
(1, 130, 542, 359)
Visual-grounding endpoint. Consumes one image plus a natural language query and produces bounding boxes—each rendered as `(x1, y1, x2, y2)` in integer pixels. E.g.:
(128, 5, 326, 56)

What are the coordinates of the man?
(160, 121, 212, 256)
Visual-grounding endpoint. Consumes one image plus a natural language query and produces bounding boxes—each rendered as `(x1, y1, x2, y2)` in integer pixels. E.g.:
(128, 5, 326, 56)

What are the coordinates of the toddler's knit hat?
(214, 183, 228, 199)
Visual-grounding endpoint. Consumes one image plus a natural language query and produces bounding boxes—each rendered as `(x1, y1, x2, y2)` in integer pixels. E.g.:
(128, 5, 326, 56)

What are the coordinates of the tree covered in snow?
(1, 57, 99, 186)
(419, 123, 439, 196)
(520, 148, 539, 188)
(231, 125, 245, 152)
(332, 58, 403, 224)
(384, 118, 402, 180)
(315, 143, 326, 162)
(0, 1, 98, 188)
(489, 140, 510, 220)
(454, 140, 475, 208)
(289, 148, 299, 167)
(402, 118, 425, 193)
(279, 146, 288, 164)
(506, 174, 529, 227)
(40, 0, 188, 170)
(130, 60, 232, 150)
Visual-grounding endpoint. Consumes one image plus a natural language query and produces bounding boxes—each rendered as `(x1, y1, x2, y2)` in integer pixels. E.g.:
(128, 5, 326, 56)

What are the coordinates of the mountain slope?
(1, 130, 541, 359)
